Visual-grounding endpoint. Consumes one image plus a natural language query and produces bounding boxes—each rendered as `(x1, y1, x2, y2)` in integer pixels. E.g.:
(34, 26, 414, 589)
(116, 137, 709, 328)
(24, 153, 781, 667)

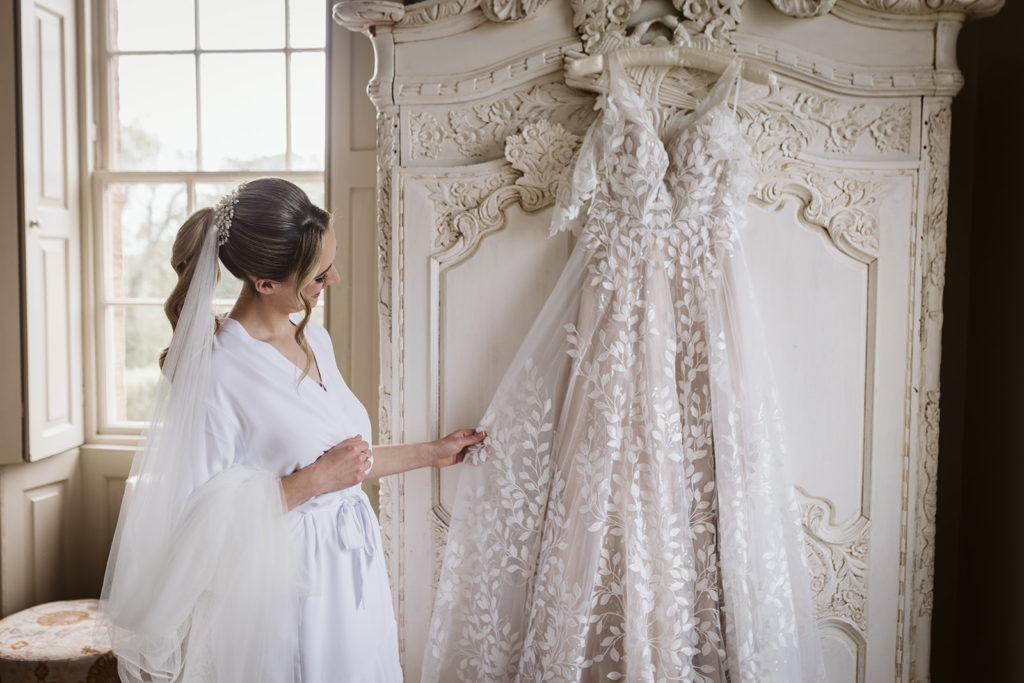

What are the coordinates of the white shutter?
(19, 0, 83, 461)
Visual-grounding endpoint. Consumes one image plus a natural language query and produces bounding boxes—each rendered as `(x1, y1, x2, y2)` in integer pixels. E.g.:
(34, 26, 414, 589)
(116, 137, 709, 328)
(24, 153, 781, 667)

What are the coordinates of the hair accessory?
(214, 182, 246, 246)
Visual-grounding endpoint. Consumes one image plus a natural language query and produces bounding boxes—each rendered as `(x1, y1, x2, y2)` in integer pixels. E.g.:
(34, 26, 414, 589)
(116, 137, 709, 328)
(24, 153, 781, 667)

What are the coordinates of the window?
(94, 0, 328, 430)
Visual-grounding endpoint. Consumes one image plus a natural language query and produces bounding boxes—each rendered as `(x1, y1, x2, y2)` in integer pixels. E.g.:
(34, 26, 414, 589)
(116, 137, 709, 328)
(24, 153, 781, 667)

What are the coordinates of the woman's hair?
(161, 178, 330, 374)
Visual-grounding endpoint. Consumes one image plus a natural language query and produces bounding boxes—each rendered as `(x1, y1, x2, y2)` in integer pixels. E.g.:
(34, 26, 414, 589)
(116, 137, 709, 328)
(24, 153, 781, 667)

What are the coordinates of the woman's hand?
(424, 429, 487, 468)
(280, 435, 372, 510)
(315, 435, 373, 491)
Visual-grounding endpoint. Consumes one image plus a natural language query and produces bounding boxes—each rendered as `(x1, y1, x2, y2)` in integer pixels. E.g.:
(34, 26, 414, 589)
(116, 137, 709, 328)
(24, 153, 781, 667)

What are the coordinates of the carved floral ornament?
(798, 489, 870, 630)
(426, 119, 580, 260)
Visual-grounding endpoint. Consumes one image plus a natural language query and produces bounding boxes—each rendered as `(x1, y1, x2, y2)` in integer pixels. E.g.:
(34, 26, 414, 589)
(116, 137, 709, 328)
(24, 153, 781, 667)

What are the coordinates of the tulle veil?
(100, 217, 299, 682)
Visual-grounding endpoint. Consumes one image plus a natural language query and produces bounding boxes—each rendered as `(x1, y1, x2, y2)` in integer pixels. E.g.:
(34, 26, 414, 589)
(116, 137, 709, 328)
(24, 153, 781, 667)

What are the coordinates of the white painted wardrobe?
(334, 0, 1002, 680)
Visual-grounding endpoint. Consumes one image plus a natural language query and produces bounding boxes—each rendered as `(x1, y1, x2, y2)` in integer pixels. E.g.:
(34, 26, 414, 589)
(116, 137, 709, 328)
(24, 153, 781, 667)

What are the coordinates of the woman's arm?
(368, 429, 486, 479)
(280, 435, 373, 510)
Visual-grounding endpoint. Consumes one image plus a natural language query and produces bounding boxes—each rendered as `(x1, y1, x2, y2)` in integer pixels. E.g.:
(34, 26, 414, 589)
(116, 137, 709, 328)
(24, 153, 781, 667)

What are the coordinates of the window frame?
(89, 0, 328, 439)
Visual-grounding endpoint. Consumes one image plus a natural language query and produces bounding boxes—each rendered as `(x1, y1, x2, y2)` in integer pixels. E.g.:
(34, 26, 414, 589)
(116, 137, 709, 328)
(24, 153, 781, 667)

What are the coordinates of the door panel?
(20, 0, 83, 462)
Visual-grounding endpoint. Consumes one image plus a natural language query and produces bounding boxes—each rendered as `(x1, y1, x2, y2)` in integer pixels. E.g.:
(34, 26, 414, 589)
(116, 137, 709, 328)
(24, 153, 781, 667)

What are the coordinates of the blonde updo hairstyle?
(162, 178, 330, 375)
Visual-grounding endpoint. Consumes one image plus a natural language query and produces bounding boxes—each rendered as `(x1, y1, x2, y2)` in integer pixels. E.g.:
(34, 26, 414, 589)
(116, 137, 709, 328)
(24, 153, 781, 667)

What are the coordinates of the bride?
(101, 177, 484, 682)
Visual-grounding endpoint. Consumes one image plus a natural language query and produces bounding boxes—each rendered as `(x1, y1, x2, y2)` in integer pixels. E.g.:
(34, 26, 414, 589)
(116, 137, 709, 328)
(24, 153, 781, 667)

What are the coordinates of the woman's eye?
(315, 275, 328, 283)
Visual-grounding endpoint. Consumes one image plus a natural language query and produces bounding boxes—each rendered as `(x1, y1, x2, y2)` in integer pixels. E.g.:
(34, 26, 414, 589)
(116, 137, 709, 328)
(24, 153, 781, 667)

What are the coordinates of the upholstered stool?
(0, 599, 117, 682)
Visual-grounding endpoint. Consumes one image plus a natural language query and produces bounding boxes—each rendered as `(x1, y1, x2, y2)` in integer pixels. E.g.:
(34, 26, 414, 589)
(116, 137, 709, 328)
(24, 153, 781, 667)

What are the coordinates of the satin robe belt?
(289, 487, 378, 608)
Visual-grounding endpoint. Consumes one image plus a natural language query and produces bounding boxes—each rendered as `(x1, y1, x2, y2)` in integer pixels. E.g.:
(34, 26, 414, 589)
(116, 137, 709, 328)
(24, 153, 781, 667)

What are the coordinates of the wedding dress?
(423, 55, 825, 682)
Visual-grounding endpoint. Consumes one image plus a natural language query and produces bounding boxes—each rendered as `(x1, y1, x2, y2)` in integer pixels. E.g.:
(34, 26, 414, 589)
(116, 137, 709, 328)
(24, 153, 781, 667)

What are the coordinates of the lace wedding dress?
(423, 55, 826, 683)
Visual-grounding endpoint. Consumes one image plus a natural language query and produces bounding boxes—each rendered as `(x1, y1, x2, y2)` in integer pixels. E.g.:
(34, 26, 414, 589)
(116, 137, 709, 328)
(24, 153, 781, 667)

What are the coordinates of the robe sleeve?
(107, 388, 300, 683)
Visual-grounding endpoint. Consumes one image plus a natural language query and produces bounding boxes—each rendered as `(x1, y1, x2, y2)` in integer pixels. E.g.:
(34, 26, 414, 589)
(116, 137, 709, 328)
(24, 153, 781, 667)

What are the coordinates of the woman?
(101, 178, 484, 682)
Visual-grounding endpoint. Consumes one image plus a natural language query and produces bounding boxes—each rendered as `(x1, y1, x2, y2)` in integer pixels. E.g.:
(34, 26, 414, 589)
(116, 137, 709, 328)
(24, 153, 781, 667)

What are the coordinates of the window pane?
(289, 0, 326, 48)
(290, 52, 325, 170)
(294, 179, 324, 209)
(116, 55, 197, 170)
(201, 54, 286, 170)
(108, 183, 188, 299)
(199, 0, 284, 49)
(114, 0, 194, 51)
(108, 305, 167, 422)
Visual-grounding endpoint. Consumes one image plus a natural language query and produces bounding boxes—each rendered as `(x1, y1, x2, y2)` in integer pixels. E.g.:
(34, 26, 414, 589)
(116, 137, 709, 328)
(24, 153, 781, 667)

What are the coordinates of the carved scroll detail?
(799, 490, 870, 631)
(428, 167, 520, 254)
(481, 0, 550, 22)
(397, 0, 478, 26)
(332, 0, 405, 33)
(426, 120, 581, 262)
(752, 168, 885, 262)
(769, 0, 838, 16)
(394, 0, 552, 25)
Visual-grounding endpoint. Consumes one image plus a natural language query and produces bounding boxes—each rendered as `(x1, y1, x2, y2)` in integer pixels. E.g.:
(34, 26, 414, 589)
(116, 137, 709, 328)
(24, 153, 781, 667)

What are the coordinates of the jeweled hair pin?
(214, 182, 247, 246)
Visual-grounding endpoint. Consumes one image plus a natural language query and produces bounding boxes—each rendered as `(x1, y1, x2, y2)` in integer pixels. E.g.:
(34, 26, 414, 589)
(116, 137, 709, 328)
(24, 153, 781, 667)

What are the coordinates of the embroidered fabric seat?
(0, 599, 117, 682)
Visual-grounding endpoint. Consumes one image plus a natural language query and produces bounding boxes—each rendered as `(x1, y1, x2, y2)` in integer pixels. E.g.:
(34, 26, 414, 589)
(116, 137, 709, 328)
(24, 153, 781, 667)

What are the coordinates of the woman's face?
(301, 223, 340, 308)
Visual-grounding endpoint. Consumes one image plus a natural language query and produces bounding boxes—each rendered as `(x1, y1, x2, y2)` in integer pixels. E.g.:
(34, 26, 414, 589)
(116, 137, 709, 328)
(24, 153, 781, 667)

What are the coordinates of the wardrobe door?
(335, 0, 998, 679)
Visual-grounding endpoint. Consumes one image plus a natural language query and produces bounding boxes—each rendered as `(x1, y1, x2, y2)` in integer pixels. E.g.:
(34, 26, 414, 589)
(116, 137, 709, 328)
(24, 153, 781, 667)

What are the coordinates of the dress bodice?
(553, 53, 752, 256)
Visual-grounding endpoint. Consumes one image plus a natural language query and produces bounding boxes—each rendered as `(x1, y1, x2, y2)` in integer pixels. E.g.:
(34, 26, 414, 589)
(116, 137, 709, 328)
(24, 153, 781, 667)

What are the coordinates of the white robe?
(203, 317, 402, 682)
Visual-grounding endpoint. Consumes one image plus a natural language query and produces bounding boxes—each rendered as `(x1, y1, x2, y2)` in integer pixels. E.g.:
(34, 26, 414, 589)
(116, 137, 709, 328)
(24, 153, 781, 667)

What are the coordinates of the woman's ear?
(252, 277, 278, 295)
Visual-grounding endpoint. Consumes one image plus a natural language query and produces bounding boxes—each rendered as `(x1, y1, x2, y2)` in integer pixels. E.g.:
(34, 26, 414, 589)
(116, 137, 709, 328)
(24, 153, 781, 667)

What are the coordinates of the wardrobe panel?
(438, 205, 570, 515)
(744, 203, 870, 523)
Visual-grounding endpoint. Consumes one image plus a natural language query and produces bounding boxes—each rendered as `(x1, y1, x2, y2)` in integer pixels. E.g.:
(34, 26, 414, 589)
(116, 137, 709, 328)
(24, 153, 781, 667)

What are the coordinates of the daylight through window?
(95, 0, 327, 427)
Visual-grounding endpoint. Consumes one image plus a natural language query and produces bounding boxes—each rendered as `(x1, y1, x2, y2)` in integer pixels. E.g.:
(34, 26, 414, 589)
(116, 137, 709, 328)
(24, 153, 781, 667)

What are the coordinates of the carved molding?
(376, 110, 399, 446)
(770, 0, 838, 16)
(843, 0, 1003, 16)
(408, 80, 595, 160)
(396, 0, 477, 26)
(430, 512, 449, 592)
(426, 120, 580, 262)
(907, 100, 952, 676)
(393, 44, 574, 104)
(731, 33, 965, 96)
(770, 0, 1003, 15)
(481, 0, 550, 22)
(336, 0, 553, 31)
(378, 476, 396, 582)
(798, 489, 870, 631)
(375, 109, 400, 616)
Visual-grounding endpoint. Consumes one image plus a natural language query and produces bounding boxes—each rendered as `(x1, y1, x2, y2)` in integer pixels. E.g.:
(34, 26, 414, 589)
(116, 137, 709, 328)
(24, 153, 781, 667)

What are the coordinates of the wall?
(933, 2, 1024, 680)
